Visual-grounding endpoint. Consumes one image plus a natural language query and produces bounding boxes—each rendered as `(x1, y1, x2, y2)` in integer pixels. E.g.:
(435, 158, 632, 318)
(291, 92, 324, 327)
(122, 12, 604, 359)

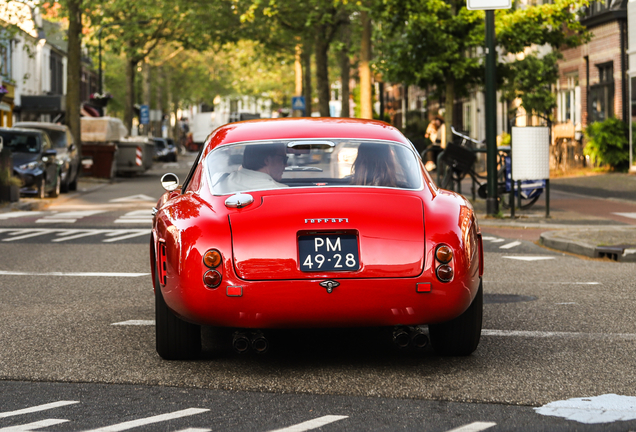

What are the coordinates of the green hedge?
(584, 118, 629, 171)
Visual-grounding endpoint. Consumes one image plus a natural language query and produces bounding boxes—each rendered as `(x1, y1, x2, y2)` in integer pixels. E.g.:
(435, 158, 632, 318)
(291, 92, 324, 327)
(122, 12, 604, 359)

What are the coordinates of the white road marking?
(0, 228, 148, 243)
(612, 212, 636, 219)
(0, 401, 79, 419)
(111, 320, 154, 326)
(502, 256, 555, 261)
(83, 408, 209, 432)
(499, 241, 521, 249)
(480, 236, 498, 241)
(445, 422, 497, 432)
(268, 415, 349, 432)
(0, 211, 44, 220)
(0, 419, 69, 431)
(489, 238, 505, 243)
(2, 229, 56, 241)
(175, 429, 211, 432)
(0, 271, 149, 277)
(114, 210, 153, 224)
(36, 210, 106, 224)
(109, 194, 156, 203)
(535, 394, 636, 424)
(102, 230, 149, 243)
(484, 281, 600, 285)
(483, 329, 636, 340)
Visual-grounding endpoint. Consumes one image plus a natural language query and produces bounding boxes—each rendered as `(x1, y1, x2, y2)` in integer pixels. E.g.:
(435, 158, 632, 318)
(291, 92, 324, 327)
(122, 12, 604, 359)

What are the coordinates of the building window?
(589, 62, 614, 123)
(50, 51, 64, 95)
(0, 41, 11, 80)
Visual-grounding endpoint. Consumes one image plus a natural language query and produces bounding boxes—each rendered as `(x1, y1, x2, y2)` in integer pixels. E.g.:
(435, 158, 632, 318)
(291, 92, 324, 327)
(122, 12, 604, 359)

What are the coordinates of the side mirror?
(68, 143, 76, 152)
(161, 173, 180, 192)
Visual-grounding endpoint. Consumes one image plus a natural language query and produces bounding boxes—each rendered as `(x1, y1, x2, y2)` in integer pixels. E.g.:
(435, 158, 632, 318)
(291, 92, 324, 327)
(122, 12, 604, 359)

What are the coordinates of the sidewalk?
(468, 172, 636, 262)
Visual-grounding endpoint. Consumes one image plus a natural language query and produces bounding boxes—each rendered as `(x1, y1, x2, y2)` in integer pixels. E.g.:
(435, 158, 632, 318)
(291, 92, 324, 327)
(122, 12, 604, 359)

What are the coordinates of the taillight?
(435, 244, 454, 282)
(203, 249, 222, 289)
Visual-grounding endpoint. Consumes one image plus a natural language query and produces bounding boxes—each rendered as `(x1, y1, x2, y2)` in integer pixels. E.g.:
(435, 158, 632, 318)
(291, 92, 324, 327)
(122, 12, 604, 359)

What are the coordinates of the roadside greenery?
(584, 118, 629, 171)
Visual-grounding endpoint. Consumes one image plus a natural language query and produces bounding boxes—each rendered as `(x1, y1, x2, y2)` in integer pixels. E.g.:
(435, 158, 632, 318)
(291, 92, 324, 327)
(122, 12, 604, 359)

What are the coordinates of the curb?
(539, 228, 636, 263)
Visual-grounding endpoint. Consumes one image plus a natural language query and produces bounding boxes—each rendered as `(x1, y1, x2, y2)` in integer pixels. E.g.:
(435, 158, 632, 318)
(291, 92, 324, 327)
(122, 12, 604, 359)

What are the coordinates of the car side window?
(41, 134, 51, 151)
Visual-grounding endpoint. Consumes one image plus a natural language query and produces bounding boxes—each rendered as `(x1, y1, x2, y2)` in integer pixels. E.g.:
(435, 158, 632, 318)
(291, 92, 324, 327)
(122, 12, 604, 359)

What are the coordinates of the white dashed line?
(36, 210, 106, 224)
(83, 408, 209, 432)
(0, 211, 45, 220)
(502, 256, 555, 261)
(268, 415, 349, 432)
(111, 320, 154, 326)
(612, 212, 636, 219)
(445, 422, 497, 432)
(0, 419, 69, 431)
(0, 401, 79, 418)
(0, 271, 149, 278)
(499, 241, 521, 249)
(483, 329, 636, 340)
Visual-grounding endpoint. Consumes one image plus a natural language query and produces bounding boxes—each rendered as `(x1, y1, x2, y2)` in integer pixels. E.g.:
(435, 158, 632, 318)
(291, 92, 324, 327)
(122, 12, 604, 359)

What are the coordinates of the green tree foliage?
(500, 51, 560, 117)
(584, 118, 629, 171)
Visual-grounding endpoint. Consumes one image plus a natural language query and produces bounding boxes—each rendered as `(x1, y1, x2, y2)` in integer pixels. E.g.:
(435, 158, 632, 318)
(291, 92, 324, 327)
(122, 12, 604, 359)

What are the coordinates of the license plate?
(298, 234, 359, 272)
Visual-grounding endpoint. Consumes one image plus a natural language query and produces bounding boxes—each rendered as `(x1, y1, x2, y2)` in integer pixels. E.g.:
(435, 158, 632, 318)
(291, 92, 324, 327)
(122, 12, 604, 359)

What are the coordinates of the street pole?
(485, 10, 498, 215)
(98, 27, 103, 95)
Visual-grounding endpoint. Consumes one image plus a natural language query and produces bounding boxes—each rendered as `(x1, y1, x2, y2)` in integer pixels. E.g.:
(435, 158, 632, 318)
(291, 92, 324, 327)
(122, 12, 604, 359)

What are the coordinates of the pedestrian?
(423, 115, 446, 171)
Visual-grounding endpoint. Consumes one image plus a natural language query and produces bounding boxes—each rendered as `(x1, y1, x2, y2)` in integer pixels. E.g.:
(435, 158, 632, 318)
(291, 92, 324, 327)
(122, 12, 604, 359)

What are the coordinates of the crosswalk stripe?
(445, 422, 497, 432)
(0, 211, 44, 220)
(268, 415, 349, 432)
(502, 256, 555, 261)
(83, 408, 209, 432)
(36, 210, 106, 224)
(52, 230, 109, 242)
(499, 241, 521, 249)
(0, 419, 69, 431)
(0, 401, 79, 419)
(2, 229, 55, 241)
(111, 320, 154, 326)
(102, 230, 149, 243)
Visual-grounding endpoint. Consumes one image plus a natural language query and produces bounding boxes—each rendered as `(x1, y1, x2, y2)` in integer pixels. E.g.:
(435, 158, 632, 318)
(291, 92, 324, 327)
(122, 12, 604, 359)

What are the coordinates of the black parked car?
(152, 138, 178, 162)
(0, 127, 61, 198)
(14, 122, 80, 192)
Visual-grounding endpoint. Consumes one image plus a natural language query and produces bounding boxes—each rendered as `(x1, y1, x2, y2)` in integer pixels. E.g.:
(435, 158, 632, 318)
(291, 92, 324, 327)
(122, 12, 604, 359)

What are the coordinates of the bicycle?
(432, 127, 543, 210)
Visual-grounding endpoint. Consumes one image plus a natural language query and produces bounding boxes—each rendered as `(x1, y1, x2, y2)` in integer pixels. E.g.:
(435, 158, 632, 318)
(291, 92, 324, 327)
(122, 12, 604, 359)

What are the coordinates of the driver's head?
(242, 143, 288, 181)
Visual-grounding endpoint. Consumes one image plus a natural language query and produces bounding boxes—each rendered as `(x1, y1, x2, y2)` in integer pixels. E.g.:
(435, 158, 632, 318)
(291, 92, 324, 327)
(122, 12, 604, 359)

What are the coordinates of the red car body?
(151, 118, 483, 359)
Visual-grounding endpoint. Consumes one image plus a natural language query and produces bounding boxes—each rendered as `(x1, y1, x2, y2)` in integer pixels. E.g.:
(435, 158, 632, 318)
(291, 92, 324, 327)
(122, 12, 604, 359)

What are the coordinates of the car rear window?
(205, 139, 423, 195)
(0, 132, 40, 153)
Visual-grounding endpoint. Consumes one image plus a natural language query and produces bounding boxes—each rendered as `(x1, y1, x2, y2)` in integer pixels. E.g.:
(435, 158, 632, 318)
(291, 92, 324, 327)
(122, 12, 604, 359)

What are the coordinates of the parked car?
(14, 122, 80, 193)
(151, 118, 483, 360)
(152, 138, 178, 162)
(0, 127, 61, 198)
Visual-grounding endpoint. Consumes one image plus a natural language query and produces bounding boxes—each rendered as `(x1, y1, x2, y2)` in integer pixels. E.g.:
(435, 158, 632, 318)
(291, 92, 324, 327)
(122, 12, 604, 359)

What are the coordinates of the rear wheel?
(154, 254, 201, 360)
(429, 280, 483, 356)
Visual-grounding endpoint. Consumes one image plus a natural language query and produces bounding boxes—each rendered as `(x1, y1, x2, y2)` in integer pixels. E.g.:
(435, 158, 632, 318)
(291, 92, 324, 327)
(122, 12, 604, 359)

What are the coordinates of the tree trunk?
(444, 77, 455, 146)
(294, 43, 303, 117)
(124, 57, 136, 134)
(301, 39, 313, 117)
(359, 10, 373, 119)
(142, 60, 151, 136)
(314, 26, 331, 117)
(339, 18, 351, 118)
(65, 0, 82, 159)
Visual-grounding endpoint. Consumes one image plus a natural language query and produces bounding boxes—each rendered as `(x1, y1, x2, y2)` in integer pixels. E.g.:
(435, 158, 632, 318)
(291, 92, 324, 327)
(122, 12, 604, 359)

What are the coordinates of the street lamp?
(97, 20, 150, 95)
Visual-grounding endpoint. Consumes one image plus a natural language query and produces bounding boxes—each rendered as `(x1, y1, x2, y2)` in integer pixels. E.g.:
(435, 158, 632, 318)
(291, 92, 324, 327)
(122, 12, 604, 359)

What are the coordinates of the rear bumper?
(161, 274, 478, 329)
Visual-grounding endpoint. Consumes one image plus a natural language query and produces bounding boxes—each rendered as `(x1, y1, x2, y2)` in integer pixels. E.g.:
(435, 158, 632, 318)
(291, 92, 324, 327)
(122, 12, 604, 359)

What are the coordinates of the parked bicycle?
(426, 127, 544, 210)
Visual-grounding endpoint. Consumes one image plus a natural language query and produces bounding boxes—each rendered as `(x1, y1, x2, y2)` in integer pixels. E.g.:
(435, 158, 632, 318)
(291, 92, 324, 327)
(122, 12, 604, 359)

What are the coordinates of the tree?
(374, 0, 588, 135)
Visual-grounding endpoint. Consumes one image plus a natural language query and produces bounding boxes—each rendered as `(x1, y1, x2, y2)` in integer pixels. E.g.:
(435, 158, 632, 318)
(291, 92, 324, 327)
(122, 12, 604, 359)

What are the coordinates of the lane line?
(268, 415, 349, 432)
(612, 212, 636, 219)
(499, 241, 521, 249)
(52, 230, 109, 242)
(446, 422, 497, 432)
(111, 320, 154, 326)
(83, 408, 209, 432)
(175, 429, 211, 432)
(114, 219, 152, 224)
(502, 256, 555, 261)
(2, 229, 56, 241)
(102, 230, 149, 243)
(483, 281, 600, 285)
(0, 271, 149, 278)
(0, 211, 45, 220)
(483, 329, 636, 340)
(0, 401, 79, 419)
(0, 419, 69, 431)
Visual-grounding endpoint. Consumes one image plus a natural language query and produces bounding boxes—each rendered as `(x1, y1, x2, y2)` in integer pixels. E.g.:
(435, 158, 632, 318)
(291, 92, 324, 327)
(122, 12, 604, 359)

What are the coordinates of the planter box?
(0, 184, 19, 202)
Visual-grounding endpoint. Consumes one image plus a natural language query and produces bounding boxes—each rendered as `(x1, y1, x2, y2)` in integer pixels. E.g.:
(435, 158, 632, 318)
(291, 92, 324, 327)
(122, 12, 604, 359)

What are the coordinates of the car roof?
(205, 118, 409, 154)
(0, 127, 46, 135)
(13, 122, 69, 132)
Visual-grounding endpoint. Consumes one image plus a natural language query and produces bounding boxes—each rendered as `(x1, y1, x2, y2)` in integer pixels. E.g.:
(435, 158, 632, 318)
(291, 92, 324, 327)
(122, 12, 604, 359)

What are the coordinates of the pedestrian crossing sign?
(292, 96, 306, 111)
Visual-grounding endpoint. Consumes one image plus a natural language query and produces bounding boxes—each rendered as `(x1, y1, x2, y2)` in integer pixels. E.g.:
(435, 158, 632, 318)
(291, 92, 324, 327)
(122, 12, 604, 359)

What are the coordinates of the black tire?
(429, 280, 483, 356)
(68, 172, 78, 191)
(60, 171, 70, 193)
(154, 252, 201, 360)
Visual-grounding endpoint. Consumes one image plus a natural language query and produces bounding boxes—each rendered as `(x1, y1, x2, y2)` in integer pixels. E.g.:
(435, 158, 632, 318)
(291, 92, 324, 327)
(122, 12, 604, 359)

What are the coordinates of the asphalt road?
(1, 158, 635, 431)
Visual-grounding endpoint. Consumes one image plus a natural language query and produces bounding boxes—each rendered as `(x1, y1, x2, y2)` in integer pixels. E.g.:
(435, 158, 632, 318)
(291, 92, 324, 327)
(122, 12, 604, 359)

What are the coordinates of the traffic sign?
(292, 96, 306, 111)
(467, 0, 511, 9)
(139, 105, 149, 125)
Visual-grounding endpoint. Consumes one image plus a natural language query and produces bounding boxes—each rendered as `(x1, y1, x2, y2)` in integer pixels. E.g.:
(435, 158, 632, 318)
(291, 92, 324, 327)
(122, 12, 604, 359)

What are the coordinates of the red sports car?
(151, 118, 483, 359)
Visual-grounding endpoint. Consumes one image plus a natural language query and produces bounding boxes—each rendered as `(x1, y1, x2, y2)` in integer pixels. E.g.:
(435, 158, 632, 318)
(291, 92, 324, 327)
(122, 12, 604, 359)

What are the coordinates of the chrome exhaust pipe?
(392, 326, 410, 349)
(232, 331, 251, 354)
(410, 327, 429, 350)
(251, 332, 269, 354)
